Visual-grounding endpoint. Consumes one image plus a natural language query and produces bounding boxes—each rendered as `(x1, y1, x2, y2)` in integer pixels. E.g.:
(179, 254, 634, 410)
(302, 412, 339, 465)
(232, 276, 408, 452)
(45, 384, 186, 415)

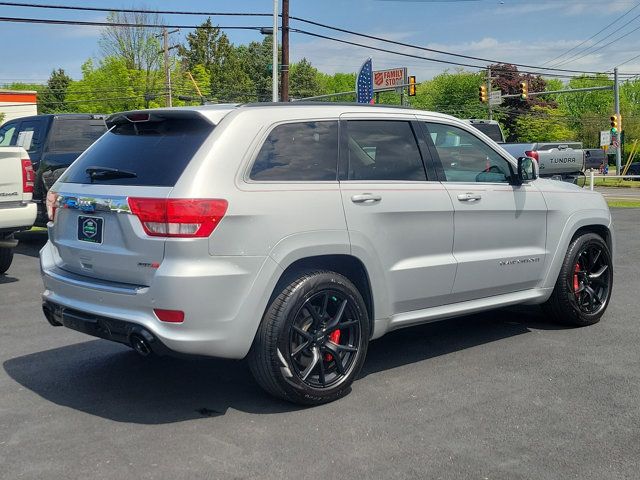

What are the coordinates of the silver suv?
(40, 104, 614, 405)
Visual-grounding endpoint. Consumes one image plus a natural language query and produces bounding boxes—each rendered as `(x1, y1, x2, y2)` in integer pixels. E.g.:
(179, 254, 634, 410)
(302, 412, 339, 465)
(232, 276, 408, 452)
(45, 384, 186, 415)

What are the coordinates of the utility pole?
(614, 66, 621, 174)
(271, 0, 278, 102)
(280, 0, 290, 102)
(157, 27, 179, 107)
(487, 67, 493, 121)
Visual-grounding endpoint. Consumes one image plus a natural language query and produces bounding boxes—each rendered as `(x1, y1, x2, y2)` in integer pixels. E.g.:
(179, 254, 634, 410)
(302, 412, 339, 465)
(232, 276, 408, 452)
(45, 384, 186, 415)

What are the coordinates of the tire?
(248, 270, 370, 405)
(0, 247, 14, 275)
(543, 233, 613, 326)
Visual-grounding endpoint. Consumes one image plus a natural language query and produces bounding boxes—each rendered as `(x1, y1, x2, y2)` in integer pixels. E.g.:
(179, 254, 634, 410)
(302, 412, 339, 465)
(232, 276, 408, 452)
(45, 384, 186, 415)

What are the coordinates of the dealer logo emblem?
(82, 218, 98, 238)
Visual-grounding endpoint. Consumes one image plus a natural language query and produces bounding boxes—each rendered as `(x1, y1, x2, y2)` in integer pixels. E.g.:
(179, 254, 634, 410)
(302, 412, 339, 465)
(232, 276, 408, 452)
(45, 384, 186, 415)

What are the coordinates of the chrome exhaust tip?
(130, 333, 152, 357)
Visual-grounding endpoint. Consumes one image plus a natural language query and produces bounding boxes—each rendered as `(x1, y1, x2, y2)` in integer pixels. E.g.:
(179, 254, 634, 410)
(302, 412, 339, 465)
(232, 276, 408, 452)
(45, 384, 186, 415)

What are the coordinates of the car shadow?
(3, 306, 563, 424)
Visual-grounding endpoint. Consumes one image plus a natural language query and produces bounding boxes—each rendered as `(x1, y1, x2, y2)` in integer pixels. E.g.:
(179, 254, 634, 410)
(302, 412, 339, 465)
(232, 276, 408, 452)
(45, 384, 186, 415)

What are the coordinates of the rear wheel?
(0, 247, 14, 275)
(543, 233, 613, 326)
(248, 271, 369, 405)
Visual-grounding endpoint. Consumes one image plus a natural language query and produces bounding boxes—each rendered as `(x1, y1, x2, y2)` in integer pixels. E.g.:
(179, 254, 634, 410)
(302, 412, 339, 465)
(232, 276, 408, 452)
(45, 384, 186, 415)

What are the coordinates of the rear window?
(47, 119, 108, 153)
(61, 116, 213, 186)
(469, 123, 504, 143)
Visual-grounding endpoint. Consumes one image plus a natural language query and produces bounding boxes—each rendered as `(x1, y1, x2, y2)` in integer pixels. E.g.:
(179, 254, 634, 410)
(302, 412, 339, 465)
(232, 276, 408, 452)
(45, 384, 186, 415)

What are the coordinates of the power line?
(551, 11, 640, 67)
(542, 2, 640, 66)
(289, 16, 617, 76)
(0, 0, 634, 77)
(0, 16, 265, 31)
(290, 28, 617, 79)
(0, 2, 271, 17)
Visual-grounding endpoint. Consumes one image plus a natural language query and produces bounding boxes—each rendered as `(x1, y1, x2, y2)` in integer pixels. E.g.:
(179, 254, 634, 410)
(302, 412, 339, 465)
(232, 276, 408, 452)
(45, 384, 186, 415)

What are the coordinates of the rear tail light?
(153, 309, 185, 323)
(524, 150, 539, 162)
(46, 190, 59, 222)
(21, 159, 34, 193)
(128, 198, 228, 238)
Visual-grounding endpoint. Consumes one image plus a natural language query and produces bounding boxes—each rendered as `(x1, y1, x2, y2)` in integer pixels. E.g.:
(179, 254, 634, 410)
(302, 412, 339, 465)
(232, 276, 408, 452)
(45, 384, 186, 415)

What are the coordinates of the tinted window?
(425, 122, 512, 183)
(0, 122, 18, 146)
(48, 119, 108, 153)
(250, 121, 338, 181)
(469, 123, 504, 143)
(346, 120, 425, 181)
(16, 120, 43, 155)
(61, 117, 213, 186)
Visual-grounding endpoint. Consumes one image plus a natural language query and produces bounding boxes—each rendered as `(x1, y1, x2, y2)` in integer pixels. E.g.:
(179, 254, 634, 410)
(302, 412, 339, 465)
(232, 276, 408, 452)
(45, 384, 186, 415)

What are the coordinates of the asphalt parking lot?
(1, 209, 639, 480)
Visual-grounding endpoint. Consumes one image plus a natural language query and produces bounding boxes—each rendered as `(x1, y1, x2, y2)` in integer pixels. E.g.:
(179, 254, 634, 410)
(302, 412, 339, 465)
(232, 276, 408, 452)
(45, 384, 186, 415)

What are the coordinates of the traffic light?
(610, 114, 618, 133)
(479, 84, 488, 103)
(519, 81, 528, 100)
(408, 75, 416, 96)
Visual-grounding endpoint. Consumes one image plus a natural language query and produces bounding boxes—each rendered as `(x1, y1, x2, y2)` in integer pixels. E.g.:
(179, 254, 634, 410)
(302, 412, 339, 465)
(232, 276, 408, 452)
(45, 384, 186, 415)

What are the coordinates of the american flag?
(356, 58, 374, 104)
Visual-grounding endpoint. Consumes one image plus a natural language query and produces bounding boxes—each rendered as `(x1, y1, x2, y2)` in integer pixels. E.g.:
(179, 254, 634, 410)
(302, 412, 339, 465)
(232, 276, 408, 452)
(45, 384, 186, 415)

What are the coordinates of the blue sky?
(1, 0, 639, 84)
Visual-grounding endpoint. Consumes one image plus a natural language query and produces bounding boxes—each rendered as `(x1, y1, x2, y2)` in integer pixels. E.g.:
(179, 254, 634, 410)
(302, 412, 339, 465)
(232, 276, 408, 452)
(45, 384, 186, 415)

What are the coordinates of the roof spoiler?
(106, 109, 214, 130)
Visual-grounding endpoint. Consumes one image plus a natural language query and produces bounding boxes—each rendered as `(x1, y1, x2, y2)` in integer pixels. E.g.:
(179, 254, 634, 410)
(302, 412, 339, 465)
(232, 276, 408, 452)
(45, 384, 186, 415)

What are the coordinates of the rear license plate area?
(77, 215, 104, 244)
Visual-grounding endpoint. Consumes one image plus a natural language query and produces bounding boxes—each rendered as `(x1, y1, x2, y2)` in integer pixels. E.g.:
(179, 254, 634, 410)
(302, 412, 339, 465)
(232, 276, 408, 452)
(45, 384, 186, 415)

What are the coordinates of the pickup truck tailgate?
(0, 147, 36, 229)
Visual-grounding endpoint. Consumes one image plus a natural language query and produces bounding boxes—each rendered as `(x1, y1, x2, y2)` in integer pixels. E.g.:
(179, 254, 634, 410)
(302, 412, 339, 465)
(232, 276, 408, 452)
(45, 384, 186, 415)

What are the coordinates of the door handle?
(351, 193, 382, 204)
(457, 192, 482, 202)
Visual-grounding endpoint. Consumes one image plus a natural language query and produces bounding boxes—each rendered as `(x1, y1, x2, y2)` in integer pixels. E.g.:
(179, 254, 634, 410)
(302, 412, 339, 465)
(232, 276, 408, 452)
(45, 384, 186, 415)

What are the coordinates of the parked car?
(0, 114, 107, 226)
(40, 104, 614, 405)
(584, 149, 606, 170)
(625, 162, 640, 179)
(463, 119, 506, 143)
(0, 147, 36, 274)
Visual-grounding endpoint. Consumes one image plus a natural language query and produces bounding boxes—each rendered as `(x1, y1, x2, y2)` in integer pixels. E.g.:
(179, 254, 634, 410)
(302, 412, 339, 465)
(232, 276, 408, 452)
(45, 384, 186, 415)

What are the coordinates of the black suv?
(0, 114, 107, 226)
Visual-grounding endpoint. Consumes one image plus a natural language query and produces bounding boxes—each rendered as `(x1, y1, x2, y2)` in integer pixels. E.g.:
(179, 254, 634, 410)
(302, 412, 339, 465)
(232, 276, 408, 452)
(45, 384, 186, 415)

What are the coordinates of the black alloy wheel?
(288, 290, 361, 389)
(543, 233, 613, 326)
(249, 271, 369, 405)
(568, 243, 611, 316)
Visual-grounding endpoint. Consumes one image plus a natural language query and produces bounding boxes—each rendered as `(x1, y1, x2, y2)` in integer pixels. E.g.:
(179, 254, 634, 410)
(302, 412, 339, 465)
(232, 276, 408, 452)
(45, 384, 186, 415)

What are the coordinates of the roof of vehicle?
(5, 113, 106, 123)
(114, 102, 460, 126)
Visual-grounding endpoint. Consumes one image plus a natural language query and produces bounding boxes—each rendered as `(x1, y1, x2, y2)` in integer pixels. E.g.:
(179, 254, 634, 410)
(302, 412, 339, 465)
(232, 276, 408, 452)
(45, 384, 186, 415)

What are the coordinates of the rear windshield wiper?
(86, 166, 137, 182)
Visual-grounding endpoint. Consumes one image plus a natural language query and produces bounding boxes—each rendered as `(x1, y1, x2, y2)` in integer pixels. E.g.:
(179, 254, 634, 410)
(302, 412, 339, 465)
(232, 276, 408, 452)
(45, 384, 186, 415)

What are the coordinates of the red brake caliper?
(573, 263, 581, 294)
(324, 329, 341, 362)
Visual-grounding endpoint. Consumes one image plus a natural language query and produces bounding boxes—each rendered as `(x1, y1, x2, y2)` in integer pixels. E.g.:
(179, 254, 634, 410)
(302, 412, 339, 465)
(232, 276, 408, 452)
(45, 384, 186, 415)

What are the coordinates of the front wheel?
(248, 271, 370, 405)
(543, 233, 613, 326)
(0, 247, 14, 275)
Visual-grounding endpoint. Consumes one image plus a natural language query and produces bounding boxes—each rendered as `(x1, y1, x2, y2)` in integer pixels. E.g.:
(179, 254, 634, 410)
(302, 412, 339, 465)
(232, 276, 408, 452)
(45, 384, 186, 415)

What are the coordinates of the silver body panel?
(40, 104, 613, 358)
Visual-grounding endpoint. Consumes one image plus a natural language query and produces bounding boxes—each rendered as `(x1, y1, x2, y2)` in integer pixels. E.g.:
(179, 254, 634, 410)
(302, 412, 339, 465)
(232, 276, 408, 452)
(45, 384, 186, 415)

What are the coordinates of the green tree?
(512, 106, 576, 142)
(236, 37, 274, 101)
(66, 57, 150, 114)
(39, 68, 72, 114)
(410, 70, 487, 118)
(179, 18, 229, 73)
(289, 58, 321, 99)
(99, 11, 164, 105)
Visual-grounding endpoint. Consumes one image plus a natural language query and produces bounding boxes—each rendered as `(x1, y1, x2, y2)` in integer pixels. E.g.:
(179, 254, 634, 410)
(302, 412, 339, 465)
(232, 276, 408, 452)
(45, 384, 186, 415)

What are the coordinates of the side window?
(346, 120, 426, 181)
(250, 121, 338, 181)
(0, 122, 18, 146)
(15, 120, 43, 155)
(425, 122, 513, 183)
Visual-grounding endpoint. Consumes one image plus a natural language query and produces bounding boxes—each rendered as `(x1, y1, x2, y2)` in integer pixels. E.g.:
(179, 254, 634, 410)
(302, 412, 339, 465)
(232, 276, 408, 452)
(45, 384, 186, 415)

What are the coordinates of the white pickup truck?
(0, 147, 37, 274)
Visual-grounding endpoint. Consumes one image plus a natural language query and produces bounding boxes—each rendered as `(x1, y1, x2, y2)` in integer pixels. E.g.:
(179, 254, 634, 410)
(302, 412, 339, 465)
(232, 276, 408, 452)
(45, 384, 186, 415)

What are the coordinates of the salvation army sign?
(373, 68, 407, 92)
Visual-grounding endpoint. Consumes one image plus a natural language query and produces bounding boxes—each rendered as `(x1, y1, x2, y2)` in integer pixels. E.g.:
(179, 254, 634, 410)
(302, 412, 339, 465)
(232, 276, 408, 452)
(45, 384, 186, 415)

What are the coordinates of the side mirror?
(516, 156, 538, 184)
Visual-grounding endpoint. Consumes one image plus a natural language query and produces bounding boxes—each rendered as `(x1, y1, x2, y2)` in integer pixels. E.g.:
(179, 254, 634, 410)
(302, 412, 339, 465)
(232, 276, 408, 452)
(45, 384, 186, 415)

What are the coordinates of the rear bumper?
(40, 240, 283, 359)
(42, 300, 173, 356)
(0, 202, 36, 231)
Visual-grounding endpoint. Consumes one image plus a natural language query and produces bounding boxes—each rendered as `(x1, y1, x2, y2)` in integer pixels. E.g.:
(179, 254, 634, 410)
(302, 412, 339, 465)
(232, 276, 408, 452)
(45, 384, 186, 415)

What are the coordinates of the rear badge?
(77, 216, 103, 244)
(137, 262, 161, 269)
